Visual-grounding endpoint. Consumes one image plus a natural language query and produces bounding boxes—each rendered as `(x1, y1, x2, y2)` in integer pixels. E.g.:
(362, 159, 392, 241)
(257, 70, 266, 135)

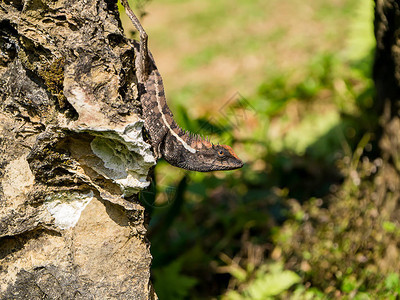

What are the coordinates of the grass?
(136, 0, 360, 109)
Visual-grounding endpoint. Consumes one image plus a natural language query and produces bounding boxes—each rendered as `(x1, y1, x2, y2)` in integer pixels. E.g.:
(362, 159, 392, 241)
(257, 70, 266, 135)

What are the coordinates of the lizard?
(121, 0, 243, 172)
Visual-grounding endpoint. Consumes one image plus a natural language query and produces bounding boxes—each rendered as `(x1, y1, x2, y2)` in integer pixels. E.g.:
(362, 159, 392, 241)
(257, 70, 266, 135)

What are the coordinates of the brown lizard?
(121, 0, 243, 172)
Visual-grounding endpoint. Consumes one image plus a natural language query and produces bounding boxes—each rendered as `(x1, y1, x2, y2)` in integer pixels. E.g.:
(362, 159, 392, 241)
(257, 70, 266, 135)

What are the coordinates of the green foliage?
(224, 263, 301, 300)
(385, 273, 400, 295)
(254, 54, 340, 117)
(153, 260, 198, 300)
(341, 275, 358, 293)
(275, 145, 400, 297)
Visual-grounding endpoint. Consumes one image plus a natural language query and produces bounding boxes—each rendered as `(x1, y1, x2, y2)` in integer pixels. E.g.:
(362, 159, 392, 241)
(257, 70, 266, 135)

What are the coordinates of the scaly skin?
(122, 0, 243, 172)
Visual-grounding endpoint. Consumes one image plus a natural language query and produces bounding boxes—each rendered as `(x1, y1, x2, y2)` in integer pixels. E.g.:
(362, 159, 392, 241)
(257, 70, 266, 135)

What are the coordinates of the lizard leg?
(120, 0, 149, 82)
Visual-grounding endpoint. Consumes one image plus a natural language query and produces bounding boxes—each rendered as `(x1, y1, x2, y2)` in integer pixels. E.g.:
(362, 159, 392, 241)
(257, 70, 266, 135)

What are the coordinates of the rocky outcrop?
(0, 0, 156, 298)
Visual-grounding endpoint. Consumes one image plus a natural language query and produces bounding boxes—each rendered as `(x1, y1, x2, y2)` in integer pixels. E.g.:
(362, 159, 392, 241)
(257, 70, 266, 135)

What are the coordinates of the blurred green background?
(121, 0, 400, 298)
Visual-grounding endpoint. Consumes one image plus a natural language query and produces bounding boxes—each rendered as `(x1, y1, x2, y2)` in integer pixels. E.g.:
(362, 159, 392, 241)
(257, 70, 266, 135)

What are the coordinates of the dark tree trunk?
(0, 0, 157, 298)
(374, 0, 400, 170)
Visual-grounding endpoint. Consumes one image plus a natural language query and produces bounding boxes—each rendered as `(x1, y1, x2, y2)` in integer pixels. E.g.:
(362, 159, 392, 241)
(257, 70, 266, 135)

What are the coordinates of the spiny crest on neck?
(177, 127, 214, 151)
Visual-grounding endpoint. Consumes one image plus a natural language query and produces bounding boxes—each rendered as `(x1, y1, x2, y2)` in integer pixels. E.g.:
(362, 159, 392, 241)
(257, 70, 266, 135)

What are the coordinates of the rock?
(0, 0, 157, 298)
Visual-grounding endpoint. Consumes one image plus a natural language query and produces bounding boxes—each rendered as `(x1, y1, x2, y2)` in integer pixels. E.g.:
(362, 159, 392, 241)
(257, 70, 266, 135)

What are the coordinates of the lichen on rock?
(44, 191, 94, 230)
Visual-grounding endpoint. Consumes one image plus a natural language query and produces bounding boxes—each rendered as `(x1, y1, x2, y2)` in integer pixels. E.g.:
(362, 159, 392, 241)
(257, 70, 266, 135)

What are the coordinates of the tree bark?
(0, 0, 157, 298)
(374, 0, 400, 171)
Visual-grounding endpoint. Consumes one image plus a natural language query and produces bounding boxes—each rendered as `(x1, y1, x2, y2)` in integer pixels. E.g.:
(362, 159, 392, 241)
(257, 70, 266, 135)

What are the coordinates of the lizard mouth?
(223, 160, 244, 171)
(177, 158, 244, 172)
(210, 159, 244, 172)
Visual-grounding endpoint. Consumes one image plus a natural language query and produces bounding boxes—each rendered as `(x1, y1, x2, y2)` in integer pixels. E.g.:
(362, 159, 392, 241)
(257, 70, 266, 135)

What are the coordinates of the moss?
(38, 57, 67, 109)
(17, 37, 39, 72)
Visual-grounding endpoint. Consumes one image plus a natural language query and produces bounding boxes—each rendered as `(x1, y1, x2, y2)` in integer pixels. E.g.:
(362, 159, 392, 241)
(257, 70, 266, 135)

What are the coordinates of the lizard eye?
(218, 150, 224, 157)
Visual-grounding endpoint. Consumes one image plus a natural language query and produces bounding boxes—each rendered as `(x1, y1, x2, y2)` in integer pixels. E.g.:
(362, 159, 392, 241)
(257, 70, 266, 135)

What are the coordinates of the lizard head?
(180, 143, 244, 172)
(161, 131, 243, 172)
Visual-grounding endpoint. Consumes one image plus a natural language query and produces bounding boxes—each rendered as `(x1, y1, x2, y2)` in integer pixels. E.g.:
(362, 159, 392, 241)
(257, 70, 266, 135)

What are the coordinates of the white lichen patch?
(44, 191, 93, 229)
(89, 121, 155, 197)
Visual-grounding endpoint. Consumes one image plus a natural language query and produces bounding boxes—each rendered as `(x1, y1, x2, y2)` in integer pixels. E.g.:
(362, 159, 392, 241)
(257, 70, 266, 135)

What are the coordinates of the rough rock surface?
(0, 0, 157, 298)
